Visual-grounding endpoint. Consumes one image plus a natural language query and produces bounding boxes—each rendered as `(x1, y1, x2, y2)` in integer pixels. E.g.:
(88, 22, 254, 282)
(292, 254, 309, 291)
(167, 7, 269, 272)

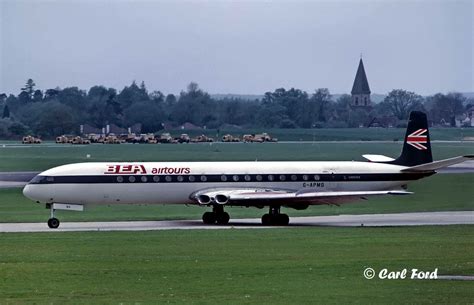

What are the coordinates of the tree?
(381, 89, 424, 120)
(150, 91, 164, 103)
(8, 122, 28, 135)
(170, 82, 215, 126)
(86, 86, 121, 127)
(430, 93, 465, 126)
(33, 90, 43, 102)
(0, 93, 7, 105)
(261, 88, 309, 127)
(117, 81, 149, 109)
(44, 88, 60, 101)
(18, 91, 30, 104)
(21, 79, 36, 99)
(310, 88, 332, 122)
(123, 101, 165, 133)
(58, 87, 87, 109)
(35, 102, 76, 136)
(165, 94, 177, 107)
(2, 105, 10, 118)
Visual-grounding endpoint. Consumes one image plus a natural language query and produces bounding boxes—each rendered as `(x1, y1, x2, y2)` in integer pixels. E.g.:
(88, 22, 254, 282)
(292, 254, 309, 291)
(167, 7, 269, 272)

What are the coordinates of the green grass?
(1, 174, 472, 223)
(0, 226, 473, 304)
(166, 127, 474, 141)
(0, 141, 473, 171)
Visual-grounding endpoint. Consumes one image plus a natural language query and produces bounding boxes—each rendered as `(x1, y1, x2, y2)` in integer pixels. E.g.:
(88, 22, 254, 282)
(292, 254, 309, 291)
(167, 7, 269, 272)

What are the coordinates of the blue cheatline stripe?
(29, 172, 434, 184)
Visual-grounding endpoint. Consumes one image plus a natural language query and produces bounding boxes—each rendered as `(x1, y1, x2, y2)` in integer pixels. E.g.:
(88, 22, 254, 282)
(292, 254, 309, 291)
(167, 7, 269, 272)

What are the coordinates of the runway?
(0, 211, 472, 233)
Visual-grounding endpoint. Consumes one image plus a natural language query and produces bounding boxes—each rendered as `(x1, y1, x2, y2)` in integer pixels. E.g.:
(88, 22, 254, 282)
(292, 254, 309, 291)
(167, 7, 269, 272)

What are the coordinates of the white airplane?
(23, 111, 472, 228)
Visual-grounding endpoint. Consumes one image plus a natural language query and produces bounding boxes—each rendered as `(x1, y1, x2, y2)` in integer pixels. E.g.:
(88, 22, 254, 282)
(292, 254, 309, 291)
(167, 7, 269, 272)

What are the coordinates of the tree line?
(0, 79, 471, 138)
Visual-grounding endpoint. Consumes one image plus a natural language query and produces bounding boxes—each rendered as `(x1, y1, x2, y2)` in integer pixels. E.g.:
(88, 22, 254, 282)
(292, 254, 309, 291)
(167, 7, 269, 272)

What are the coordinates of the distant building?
(351, 58, 371, 107)
(80, 123, 141, 135)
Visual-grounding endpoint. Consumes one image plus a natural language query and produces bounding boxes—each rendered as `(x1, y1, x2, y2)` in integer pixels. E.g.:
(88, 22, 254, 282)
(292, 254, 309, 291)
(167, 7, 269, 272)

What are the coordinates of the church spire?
(351, 58, 371, 107)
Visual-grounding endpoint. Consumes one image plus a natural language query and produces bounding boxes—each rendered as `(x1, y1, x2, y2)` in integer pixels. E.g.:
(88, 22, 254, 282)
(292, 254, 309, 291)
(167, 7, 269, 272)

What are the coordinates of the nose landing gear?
(44, 203, 83, 229)
(47, 204, 60, 229)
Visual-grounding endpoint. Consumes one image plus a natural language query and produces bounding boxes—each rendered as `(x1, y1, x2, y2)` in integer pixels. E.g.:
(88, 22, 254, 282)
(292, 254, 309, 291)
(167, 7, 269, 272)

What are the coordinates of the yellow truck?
(103, 134, 121, 144)
(158, 133, 176, 144)
(71, 136, 91, 145)
(192, 134, 214, 143)
(22, 135, 42, 144)
(243, 133, 277, 143)
(222, 134, 240, 142)
(55, 135, 70, 144)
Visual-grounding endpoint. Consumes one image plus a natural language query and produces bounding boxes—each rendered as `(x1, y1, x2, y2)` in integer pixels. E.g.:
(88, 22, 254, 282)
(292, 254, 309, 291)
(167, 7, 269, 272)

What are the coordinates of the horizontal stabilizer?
(401, 155, 474, 172)
(362, 154, 395, 162)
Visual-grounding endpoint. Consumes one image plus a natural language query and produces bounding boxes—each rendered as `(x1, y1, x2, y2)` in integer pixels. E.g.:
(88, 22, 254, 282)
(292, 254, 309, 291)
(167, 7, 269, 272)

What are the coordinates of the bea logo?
(105, 164, 147, 174)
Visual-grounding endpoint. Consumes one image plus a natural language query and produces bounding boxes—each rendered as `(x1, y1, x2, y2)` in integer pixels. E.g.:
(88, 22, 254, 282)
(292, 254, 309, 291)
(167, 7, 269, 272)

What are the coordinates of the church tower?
(351, 58, 371, 107)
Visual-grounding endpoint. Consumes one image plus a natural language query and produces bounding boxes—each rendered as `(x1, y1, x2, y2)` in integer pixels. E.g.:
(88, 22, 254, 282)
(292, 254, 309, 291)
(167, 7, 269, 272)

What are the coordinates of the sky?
(1, 0, 473, 96)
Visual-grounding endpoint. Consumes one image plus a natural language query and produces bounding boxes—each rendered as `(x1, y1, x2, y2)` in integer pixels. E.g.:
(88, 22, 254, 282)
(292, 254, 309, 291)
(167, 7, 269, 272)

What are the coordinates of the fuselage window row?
(34, 172, 432, 185)
(115, 174, 295, 183)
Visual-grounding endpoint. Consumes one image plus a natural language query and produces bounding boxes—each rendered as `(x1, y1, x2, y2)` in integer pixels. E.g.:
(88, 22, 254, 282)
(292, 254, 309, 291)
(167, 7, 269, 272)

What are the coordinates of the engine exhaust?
(215, 194, 229, 204)
(197, 195, 211, 205)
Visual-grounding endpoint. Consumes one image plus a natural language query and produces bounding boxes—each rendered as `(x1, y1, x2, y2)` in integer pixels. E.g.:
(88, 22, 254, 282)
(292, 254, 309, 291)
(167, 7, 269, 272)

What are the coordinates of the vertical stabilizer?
(389, 111, 433, 166)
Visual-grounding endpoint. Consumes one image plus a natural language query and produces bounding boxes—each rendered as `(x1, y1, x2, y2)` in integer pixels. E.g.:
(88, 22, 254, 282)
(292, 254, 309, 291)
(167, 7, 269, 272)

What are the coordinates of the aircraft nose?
(23, 184, 36, 201)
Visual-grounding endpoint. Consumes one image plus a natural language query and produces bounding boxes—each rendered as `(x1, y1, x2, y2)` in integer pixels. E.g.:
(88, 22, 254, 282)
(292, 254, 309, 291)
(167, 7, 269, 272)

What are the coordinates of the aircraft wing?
(191, 188, 412, 207)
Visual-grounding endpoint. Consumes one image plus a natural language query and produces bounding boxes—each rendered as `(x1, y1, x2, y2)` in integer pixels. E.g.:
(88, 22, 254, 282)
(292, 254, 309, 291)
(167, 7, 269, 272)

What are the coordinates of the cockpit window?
(29, 175, 48, 184)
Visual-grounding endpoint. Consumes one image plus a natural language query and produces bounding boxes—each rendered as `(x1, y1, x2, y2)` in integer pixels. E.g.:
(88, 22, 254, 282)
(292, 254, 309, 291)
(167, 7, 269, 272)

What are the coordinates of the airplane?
(23, 111, 473, 228)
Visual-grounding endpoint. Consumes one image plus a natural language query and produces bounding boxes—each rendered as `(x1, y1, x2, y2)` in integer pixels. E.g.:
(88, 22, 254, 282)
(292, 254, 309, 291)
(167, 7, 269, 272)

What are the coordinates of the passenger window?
(177, 176, 184, 182)
(256, 175, 262, 181)
(188, 176, 195, 182)
(302, 175, 308, 181)
(200, 175, 207, 182)
(128, 176, 136, 183)
(291, 175, 297, 181)
(153, 176, 160, 182)
(244, 175, 251, 181)
(117, 176, 124, 183)
(221, 175, 227, 182)
(279, 175, 286, 181)
(165, 176, 172, 182)
(268, 175, 274, 181)
(233, 175, 239, 181)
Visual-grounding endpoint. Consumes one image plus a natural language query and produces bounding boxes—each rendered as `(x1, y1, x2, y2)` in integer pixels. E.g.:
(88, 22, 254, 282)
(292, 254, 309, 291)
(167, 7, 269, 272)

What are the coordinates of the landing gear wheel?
(277, 214, 290, 226)
(47, 218, 60, 229)
(202, 212, 216, 224)
(216, 212, 230, 225)
(261, 206, 290, 226)
(262, 214, 271, 226)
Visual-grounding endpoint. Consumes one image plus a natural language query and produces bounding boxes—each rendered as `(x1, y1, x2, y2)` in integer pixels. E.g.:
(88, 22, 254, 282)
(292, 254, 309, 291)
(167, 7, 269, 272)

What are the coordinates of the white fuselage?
(22, 161, 422, 206)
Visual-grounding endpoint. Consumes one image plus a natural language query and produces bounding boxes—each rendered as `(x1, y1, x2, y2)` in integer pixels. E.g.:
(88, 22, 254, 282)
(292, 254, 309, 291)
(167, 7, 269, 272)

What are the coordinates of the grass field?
(1, 174, 472, 223)
(0, 141, 473, 172)
(0, 226, 473, 304)
(165, 127, 474, 141)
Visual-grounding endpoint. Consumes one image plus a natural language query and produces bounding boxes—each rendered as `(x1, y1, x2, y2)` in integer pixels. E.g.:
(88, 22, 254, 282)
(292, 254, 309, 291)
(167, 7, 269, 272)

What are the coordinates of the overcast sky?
(1, 0, 472, 96)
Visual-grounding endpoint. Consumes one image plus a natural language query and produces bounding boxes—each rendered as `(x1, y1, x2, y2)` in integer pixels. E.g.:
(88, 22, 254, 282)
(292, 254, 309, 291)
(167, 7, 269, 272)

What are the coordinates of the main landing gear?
(261, 206, 289, 226)
(202, 205, 230, 225)
(47, 204, 60, 229)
